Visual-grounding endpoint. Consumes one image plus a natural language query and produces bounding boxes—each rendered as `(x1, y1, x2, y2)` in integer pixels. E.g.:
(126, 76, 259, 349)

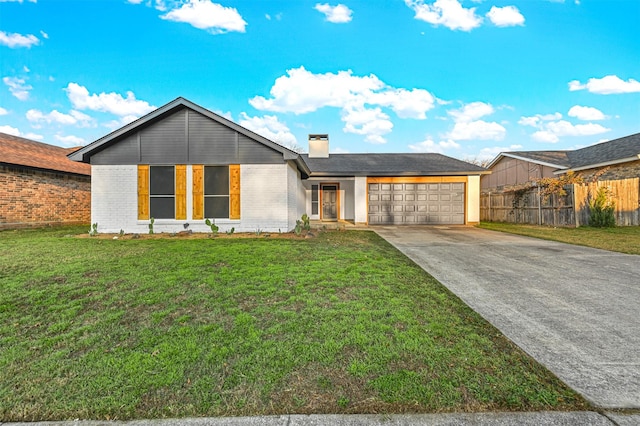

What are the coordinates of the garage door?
(368, 182, 465, 225)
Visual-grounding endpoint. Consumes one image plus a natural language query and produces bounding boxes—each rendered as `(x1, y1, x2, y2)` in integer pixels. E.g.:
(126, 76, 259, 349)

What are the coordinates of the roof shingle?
(0, 132, 91, 176)
(301, 153, 487, 176)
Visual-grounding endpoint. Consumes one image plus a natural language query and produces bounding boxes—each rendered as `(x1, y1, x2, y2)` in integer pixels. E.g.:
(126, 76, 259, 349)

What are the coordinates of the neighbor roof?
(0, 132, 91, 176)
(565, 132, 640, 170)
(500, 151, 570, 169)
(301, 153, 488, 177)
(488, 132, 640, 173)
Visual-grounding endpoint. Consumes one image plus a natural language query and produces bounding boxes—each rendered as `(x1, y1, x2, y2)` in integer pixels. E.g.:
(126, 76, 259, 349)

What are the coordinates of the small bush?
(589, 187, 616, 227)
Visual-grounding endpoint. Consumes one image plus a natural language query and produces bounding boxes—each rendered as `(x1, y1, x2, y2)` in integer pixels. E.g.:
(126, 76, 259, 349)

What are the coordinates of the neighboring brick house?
(482, 132, 640, 191)
(0, 132, 91, 229)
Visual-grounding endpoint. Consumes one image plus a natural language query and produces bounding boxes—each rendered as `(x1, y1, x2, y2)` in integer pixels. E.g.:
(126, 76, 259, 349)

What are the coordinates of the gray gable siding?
(141, 109, 187, 164)
(91, 133, 139, 165)
(90, 107, 285, 166)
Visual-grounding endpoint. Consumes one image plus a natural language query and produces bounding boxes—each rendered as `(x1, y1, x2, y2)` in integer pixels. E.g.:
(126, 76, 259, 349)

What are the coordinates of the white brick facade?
(92, 163, 299, 234)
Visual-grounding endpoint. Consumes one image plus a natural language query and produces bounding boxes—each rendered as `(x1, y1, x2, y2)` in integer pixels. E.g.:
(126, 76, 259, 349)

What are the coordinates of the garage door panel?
(368, 180, 465, 225)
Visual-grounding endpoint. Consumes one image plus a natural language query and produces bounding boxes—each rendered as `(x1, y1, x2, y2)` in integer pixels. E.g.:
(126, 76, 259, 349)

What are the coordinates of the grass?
(0, 226, 589, 421)
(477, 222, 640, 255)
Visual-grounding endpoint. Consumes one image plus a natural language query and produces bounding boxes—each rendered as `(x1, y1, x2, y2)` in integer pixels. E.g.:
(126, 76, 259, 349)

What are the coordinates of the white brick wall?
(240, 164, 292, 232)
(92, 163, 299, 234)
(91, 165, 138, 233)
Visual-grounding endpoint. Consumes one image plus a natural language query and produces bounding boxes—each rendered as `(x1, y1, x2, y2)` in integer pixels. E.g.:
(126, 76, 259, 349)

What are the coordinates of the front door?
(322, 185, 338, 221)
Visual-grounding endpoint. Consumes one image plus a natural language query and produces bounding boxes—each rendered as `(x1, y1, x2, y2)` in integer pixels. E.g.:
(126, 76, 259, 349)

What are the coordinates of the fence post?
(573, 184, 580, 227)
(537, 185, 542, 226)
(488, 192, 492, 222)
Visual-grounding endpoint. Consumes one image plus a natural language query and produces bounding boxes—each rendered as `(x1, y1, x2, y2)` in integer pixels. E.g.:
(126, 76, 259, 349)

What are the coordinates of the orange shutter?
(192, 165, 204, 220)
(137, 165, 149, 220)
(229, 164, 241, 219)
(175, 165, 187, 220)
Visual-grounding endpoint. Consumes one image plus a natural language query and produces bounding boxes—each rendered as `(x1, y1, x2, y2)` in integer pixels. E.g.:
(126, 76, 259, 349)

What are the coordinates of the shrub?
(589, 187, 616, 227)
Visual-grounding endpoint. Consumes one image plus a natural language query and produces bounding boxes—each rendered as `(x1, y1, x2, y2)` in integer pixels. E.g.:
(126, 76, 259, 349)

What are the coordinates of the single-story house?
(0, 132, 91, 229)
(68, 97, 488, 234)
(482, 132, 640, 191)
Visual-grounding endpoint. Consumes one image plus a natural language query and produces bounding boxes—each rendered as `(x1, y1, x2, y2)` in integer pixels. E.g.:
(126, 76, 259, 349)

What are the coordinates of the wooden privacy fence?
(480, 178, 640, 227)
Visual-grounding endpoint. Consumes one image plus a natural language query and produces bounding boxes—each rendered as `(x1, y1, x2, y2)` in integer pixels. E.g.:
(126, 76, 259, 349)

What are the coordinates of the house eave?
(554, 155, 640, 174)
(307, 170, 490, 178)
(491, 153, 568, 170)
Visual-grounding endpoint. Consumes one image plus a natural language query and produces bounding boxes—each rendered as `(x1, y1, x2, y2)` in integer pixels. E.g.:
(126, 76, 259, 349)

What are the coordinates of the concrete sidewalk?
(3, 411, 639, 426)
(374, 226, 640, 410)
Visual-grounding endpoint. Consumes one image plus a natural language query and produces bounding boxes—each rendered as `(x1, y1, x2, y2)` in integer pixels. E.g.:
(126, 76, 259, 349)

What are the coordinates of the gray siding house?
(69, 98, 487, 233)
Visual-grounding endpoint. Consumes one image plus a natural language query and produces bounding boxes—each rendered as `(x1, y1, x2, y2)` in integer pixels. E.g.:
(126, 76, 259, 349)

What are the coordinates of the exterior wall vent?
(308, 134, 329, 158)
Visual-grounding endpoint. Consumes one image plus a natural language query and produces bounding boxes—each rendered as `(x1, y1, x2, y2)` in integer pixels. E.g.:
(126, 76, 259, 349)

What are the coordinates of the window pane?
(205, 197, 229, 218)
(205, 166, 229, 196)
(150, 197, 175, 219)
(150, 166, 174, 196)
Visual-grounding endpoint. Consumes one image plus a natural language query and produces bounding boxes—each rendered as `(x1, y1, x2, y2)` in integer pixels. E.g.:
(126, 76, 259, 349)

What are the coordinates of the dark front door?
(322, 185, 338, 221)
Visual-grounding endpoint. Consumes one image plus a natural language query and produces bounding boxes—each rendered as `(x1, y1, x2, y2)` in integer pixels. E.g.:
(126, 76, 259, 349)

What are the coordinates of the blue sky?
(1, 0, 638, 161)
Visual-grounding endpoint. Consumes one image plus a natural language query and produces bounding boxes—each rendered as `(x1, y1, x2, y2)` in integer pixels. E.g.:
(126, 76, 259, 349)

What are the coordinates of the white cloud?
(0, 31, 39, 48)
(448, 101, 494, 122)
(65, 83, 156, 117)
(486, 5, 524, 27)
(238, 113, 300, 150)
(405, 0, 482, 31)
(568, 105, 605, 121)
(314, 3, 353, 23)
(3, 76, 32, 100)
(341, 106, 393, 144)
(40, 30, 49, 39)
(0, 106, 8, 115)
(0, 125, 43, 140)
(569, 75, 640, 94)
(55, 134, 86, 147)
(531, 120, 610, 143)
(446, 102, 506, 141)
(518, 112, 562, 127)
(0, 0, 37, 2)
(161, 0, 247, 34)
(126, 0, 144, 3)
(250, 66, 436, 144)
(408, 137, 460, 153)
(26, 109, 95, 127)
(448, 120, 506, 141)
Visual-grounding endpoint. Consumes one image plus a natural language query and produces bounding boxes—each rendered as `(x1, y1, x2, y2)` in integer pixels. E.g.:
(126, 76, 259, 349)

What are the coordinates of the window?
(311, 184, 319, 215)
(149, 166, 175, 219)
(204, 166, 229, 218)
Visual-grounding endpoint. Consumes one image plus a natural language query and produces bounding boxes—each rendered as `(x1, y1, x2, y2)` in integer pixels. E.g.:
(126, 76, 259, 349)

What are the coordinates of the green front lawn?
(478, 222, 640, 255)
(0, 226, 588, 421)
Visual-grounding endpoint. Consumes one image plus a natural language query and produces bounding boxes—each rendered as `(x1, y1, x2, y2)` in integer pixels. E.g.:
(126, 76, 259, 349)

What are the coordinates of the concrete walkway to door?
(374, 226, 640, 410)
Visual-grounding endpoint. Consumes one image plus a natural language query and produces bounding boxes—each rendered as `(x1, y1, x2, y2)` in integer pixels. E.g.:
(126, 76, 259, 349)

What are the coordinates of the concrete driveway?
(374, 225, 640, 410)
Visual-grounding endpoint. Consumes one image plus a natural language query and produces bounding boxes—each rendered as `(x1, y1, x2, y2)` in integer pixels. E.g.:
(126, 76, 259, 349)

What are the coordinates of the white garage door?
(368, 182, 465, 225)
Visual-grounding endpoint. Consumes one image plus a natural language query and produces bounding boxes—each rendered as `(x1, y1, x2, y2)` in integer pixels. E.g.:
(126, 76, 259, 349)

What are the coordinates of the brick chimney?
(308, 134, 329, 158)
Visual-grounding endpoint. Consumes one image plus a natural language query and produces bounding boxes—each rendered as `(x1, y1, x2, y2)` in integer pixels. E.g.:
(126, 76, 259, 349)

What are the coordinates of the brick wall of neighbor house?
(0, 165, 90, 229)
(578, 160, 640, 181)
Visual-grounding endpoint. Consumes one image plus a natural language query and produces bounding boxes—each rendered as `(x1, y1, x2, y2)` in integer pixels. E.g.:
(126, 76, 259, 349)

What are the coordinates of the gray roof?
(301, 153, 488, 177)
(504, 151, 570, 168)
(566, 132, 640, 169)
(492, 132, 640, 172)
